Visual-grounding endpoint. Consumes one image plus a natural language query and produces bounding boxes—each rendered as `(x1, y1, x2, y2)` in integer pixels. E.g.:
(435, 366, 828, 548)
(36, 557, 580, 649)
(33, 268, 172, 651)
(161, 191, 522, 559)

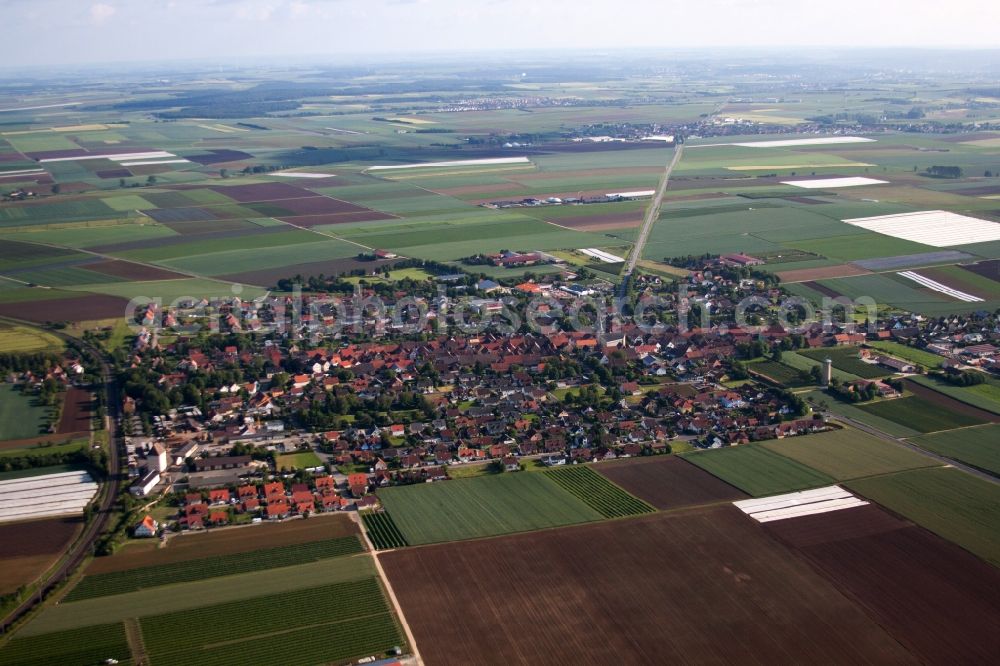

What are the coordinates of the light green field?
(377, 472, 603, 545)
(906, 424, 1000, 476)
(682, 445, 835, 497)
(761, 427, 940, 480)
(0, 324, 63, 352)
(847, 467, 1000, 566)
(65, 278, 267, 302)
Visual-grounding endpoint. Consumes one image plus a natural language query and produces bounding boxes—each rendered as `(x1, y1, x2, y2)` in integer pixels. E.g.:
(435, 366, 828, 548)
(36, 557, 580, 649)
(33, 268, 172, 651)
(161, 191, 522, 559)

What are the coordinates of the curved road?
(0, 317, 122, 635)
(619, 143, 684, 297)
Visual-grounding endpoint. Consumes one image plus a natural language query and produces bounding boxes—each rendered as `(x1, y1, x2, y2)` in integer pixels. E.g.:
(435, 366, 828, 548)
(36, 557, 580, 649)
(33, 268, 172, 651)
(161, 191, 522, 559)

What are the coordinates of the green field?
(866, 340, 945, 369)
(23, 556, 375, 635)
(361, 511, 409, 550)
(761, 427, 939, 480)
(748, 359, 812, 386)
(855, 395, 988, 433)
(778, 351, 859, 382)
(65, 535, 363, 601)
(140, 579, 403, 666)
(0, 384, 50, 441)
(906, 425, 1000, 476)
(275, 450, 324, 470)
(683, 445, 835, 497)
(798, 347, 890, 379)
(802, 389, 921, 438)
(543, 465, 655, 518)
(0, 623, 130, 666)
(377, 472, 603, 545)
(847, 467, 1000, 566)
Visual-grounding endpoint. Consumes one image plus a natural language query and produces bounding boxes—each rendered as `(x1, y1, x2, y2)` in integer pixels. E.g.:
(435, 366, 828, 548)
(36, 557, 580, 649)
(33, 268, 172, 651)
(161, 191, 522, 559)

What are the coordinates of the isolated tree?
(220, 168, 229, 179)
(50, 184, 60, 194)
(146, 175, 157, 185)
(119, 178, 126, 188)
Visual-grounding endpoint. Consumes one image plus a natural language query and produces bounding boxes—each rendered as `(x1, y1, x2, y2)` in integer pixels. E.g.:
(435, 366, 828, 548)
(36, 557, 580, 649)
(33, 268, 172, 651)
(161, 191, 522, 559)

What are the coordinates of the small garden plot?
(907, 424, 1000, 475)
(782, 176, 888, 189)
(847, 467, 1000, 566)
(761, 427, 939, 481)
(843, 210, 1000, 247)
(866, 341, 944, 369)
(856, 395, 989, 434)
(543, 465, 655, 518)
(275, 450, 324, 470)
(362, 511, 409, 550)
(683, 445, 835, 497)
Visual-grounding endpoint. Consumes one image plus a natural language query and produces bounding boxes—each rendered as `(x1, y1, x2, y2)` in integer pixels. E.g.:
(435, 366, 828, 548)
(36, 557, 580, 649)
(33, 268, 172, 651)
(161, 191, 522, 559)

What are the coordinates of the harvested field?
(595, 455, 747, 509)
(85, 513, 357, 574)
(0, 293, 129, 323)
(960, 258, 1000, 283)
(0, 517, 81, 594)
(382, 506, 915, 665)
(57, 387, 92, 434)
(80, 259, 187, 281)
(551, 210, 643, 230)
(776, 264, 870, 283)
(279, 210, 397, 227)
(185, 149, 253, 165)
(802, 280, 843, 298)
(766, 505, 1000, 664)
(209, 182, 312, 202)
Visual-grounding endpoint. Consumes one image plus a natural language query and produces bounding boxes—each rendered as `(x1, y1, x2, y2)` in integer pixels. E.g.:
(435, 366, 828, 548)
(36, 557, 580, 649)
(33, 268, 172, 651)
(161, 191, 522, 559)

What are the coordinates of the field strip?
(727, 162, 874, 171)
(898, 271, 984, 302)
(21, 554, 375, 635)
(782, 176, 889, 189)
(367, 156, 530, 171)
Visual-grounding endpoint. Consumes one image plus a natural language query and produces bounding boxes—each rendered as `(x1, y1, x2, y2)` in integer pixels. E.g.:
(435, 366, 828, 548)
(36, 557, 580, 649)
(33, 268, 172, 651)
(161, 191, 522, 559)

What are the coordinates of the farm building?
(134, 515, 158, 538)
(130, 469, 161, 497)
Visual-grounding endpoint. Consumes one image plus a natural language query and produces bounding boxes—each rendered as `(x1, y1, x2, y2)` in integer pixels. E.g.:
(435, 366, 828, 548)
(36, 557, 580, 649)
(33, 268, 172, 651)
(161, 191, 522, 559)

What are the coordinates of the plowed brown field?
(0, 517, 82, 594)
(382, 506, 915, 665)
(766, 504, 1000, 664)
(594, 455, 747, 509)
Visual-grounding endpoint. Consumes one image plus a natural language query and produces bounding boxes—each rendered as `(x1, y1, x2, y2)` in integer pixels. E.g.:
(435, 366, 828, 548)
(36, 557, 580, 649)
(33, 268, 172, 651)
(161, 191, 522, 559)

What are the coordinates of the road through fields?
(620, 143, 683, 295)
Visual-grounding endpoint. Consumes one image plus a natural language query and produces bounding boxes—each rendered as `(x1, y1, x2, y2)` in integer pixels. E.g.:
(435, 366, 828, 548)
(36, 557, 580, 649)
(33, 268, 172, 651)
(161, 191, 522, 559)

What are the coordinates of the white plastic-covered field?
(38, 150, 184, 163)
(733, 136, 875, 148)
(0, 168, 47, 179)
(118, 159, 190, 167)
(273, 172, 336, 179)
(606, 190, 655, 198)
(368, 157, 530, 171)
(0, 470, 98, 523)
(580, 248, 625, 263)
(843, 210, 1000, 247)
(782, 176, 888, 189)
(733, 486, 868, 523)
(898, 271, 984, 302)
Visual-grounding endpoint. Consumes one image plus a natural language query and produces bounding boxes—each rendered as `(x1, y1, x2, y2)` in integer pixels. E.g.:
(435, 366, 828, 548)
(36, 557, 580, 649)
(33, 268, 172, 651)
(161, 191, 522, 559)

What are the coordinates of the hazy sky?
(3, 0, 999, 67)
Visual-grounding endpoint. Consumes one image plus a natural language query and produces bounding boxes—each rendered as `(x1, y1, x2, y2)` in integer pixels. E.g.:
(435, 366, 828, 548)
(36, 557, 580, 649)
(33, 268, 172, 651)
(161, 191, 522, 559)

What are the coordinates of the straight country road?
(620, 143, 684, 296)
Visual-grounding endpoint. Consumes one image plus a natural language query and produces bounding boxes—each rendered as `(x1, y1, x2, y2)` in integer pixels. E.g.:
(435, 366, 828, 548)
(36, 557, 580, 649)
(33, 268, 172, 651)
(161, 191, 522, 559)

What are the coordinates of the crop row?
(66, 535, 363, 601)
(544, 466, 655, 518)
(362, 511, 409, 549)
(141, 577, 388, 655)
(0, 622, 130, 666)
